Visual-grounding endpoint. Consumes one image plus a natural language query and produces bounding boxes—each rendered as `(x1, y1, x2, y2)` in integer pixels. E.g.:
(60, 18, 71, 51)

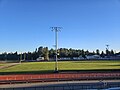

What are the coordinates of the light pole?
(51, 27, 62, 72)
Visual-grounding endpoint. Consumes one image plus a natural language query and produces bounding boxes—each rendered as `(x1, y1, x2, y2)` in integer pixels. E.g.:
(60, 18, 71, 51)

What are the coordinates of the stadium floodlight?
(51, 27, 62, 72)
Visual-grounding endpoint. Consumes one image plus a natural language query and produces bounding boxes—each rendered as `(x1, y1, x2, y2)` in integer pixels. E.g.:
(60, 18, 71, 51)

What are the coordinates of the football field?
(0, 60, 120, 74)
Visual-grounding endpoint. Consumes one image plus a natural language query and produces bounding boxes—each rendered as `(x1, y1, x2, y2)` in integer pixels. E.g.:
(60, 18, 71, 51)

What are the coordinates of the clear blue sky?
(0, 0, 120, 53)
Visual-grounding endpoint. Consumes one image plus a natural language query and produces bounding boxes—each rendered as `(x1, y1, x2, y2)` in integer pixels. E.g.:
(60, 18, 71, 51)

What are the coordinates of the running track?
(0, 72, 120, 84)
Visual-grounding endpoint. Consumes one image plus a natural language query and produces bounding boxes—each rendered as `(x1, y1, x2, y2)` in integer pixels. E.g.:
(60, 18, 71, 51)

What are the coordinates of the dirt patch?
(0, 63, 20, 69)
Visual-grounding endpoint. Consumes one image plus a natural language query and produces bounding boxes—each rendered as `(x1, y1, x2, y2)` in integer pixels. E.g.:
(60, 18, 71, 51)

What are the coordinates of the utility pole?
(51, 27, 62, 72)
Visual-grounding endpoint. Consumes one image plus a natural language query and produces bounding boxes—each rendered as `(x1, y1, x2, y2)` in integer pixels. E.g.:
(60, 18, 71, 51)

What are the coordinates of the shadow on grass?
(0, 69, 120, 75)
(59, 69, 120, 73)
(0, 70, 55, 75)
(107, 64, 120, 66)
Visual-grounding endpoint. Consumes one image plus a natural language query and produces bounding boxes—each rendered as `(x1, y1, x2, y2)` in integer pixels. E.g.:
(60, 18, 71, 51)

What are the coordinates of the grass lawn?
(0, 60, 120, 74)
(0, 64, 4, 66)
(0, 63, 8, 67)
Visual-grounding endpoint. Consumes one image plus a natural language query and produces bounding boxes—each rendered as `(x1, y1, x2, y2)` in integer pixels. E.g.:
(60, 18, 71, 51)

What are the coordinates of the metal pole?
(55, 28, 58, 72)
(51, 27, 61, 72)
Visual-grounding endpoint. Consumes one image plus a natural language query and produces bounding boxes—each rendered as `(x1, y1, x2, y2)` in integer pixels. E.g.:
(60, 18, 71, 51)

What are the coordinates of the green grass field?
(0, 63, 8, 66)
(0, 60, 120, 75)
(0, 64, 4, 66)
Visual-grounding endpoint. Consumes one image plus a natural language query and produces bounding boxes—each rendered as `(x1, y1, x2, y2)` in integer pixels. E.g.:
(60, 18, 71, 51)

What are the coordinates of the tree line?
(0, 46, 119, 61)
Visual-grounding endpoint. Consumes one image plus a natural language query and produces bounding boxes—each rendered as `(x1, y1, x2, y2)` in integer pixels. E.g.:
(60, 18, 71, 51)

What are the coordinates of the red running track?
(0, 72, 120, 82)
